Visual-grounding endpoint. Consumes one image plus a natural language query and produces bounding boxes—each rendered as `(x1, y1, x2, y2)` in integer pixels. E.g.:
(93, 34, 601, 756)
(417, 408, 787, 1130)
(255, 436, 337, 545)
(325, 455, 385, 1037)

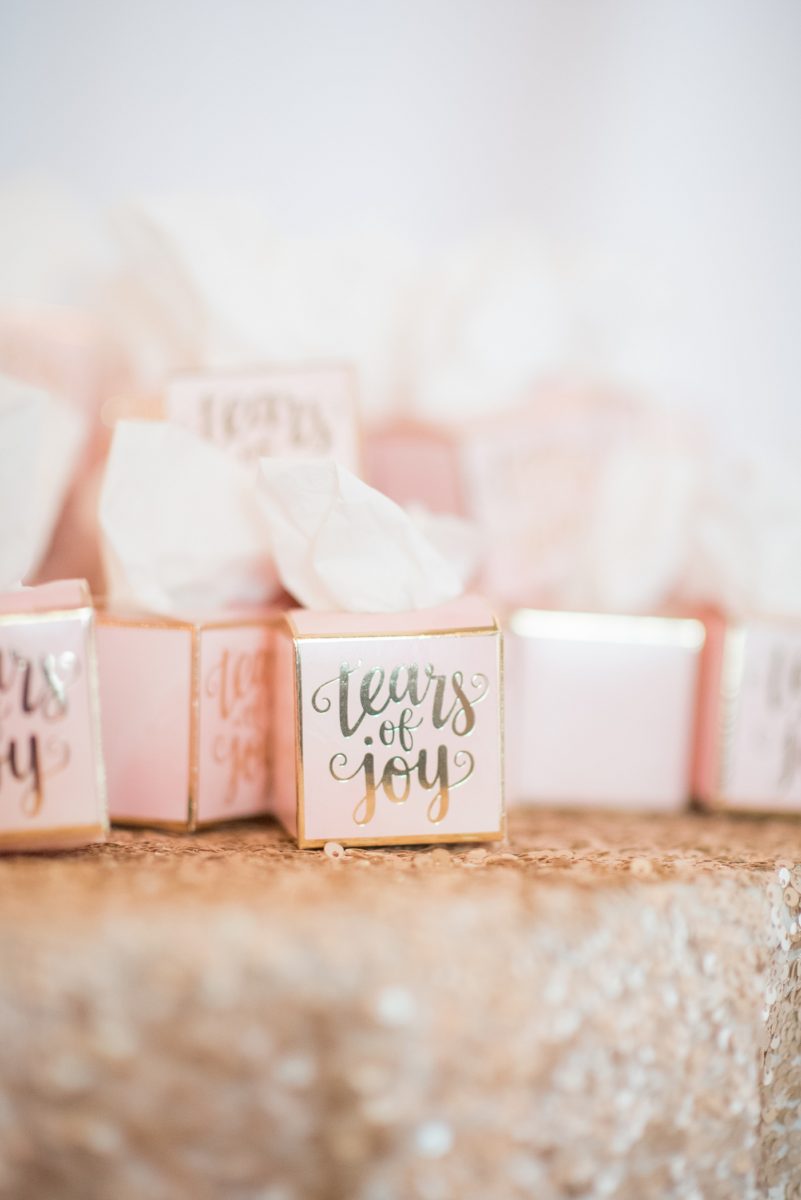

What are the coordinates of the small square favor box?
(165, 363, 361, 473)
(96, 610, 276, 830)
(272, 595, 504, 848)
(694, 614, 801, 813)
(505, 610, 705, 810)
(0, 581, 107, 851)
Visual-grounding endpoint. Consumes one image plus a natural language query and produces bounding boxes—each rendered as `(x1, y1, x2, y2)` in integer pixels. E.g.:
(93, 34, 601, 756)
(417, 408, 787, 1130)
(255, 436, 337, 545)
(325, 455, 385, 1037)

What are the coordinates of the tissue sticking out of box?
(257, 459, 469, 613)
(99, 419, 279, 617)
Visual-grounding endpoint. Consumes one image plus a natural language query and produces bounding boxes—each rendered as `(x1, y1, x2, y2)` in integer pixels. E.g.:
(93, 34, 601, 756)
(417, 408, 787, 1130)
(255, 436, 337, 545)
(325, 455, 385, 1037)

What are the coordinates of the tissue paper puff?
(0, 306, 135, 593)
(257, 459, 465, 613)
(694, 614, 801, 814)
(100, 420, 279, 618)
(505, 610, 704, 812)
(272, 595, 504, 848)
(165, 362, 361, 472)
(96, 610, 276, 830)
(0, 580, 107, 851)
(108, 197, 415, 420)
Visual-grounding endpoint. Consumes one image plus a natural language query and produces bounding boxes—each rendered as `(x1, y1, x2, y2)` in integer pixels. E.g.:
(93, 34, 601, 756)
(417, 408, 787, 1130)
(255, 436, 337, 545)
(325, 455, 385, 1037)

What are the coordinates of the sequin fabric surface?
(0, 809, 798, 1200)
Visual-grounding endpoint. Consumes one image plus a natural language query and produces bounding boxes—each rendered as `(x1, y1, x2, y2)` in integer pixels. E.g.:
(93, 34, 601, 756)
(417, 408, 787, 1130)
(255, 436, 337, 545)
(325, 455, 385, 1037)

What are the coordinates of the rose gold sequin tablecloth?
(0, 810, 799, 1200)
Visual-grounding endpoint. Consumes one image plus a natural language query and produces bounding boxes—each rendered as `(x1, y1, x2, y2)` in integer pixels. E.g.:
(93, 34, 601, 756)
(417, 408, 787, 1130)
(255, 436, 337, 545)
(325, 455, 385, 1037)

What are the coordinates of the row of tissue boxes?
(97, 596, 504, 845)
(506, 608, 801, 813)
(1, 584, 799, 852)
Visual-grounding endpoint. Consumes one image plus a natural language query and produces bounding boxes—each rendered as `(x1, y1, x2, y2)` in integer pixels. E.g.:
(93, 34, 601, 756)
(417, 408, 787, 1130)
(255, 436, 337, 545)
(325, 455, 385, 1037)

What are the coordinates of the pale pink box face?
(698, 618, 801, 812)
(0, 581, 107, 851)
(196, 624, 272, 820)
(165, 364, 361, 473)
(505, 611, 705, 810)
(96, 614, 273, 829)
(272, 596, 504, 847)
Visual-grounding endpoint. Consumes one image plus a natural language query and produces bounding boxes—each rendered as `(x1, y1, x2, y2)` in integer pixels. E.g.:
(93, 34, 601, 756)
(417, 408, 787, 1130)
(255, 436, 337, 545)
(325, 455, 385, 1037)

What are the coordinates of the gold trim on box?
(110, 813, 271, 833)
(188, 623, 201, 830)
(0, 606, 94, 628)
(282, 612, 500, 642)
(84, 610, 111, 837)
(290, 621, 505, 849)
(297, 830, 504, 849)
(0, 823, 107, 849)
(508, 608, 706, 650)
(97, 610, 279, 633)
(100, 610, 277, 833)
(497, 624, 507, 840)
(293, 627, 500, 642)
(108, 815, 193, 833)
(97, 610, 197, 632)
(294, 636, 305, 845)
(195, 615, 280, 632)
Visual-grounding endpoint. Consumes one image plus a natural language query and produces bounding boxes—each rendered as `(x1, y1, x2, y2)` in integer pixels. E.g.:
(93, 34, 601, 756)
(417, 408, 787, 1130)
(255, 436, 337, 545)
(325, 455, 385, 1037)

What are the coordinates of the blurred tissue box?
(365, 390, 642, 608)
(259, 459, 504, 847)
(96, 609, 275, 830)
(505, 610, 705, 810)
(695, 614, 801, 813)
(164, 362, 361, 471)
(0, 581, 107, 851)
(96, 420, 283, 829)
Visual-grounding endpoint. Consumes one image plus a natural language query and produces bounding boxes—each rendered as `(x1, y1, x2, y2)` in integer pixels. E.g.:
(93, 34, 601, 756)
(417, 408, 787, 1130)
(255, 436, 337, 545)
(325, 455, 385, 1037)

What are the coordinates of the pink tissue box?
(165, 362, 361, 472)
(0, 581, 107, 851)
(96, 610, 276, 830)
(365, 392, 638, 608)
(505, 610, 705, 810)
(272, 596, 504, 848)
(695, 614, 801, 812)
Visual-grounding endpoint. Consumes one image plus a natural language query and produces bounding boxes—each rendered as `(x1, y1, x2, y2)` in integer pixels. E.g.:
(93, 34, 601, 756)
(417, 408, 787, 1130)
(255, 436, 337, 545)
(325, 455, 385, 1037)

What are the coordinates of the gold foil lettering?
(0, 647, 80, 818)
(204, 644, 271, 806)
(317, 658, 488, 826)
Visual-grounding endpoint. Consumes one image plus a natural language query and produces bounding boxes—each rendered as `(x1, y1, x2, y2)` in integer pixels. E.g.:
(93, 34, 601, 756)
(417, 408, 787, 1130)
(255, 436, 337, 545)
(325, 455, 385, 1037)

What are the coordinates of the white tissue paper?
(99, 420, 278, 616)
(107, 197, 416, 416)
(402, 234, 572, 423)
(257, 459, 467, 613)
(0, 377, 85, 589)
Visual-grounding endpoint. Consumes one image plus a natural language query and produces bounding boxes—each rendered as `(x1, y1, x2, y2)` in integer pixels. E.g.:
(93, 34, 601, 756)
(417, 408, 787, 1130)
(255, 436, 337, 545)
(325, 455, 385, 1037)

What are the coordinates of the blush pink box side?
(96, 610, 277, 830)
(273, 595, 505, 848)
(196, 621, 274, 824)
(95, 618, 193, 828)
(505, 610, 705, 811)
(0, 580, 108, 852)
(695, 615, 801, 813)
(364, 422, 465, 515)
(165, 362, 362, 474)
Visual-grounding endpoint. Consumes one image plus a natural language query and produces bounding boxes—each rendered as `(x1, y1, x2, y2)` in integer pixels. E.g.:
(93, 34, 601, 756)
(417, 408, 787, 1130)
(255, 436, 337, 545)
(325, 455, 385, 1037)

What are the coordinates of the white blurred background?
(1, 0, 800, 449)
